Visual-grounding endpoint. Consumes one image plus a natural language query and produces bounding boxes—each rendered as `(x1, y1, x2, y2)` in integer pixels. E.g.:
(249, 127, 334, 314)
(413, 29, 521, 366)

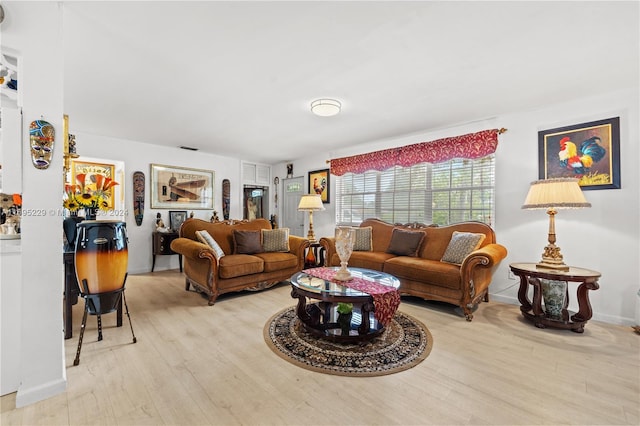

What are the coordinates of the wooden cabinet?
(152, 231, 182, 272)
(242, 161, 271, 186)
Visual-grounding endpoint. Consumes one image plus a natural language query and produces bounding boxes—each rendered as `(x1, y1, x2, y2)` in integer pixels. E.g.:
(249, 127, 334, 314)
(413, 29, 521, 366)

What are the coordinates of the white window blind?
(336, 155, 495, 226)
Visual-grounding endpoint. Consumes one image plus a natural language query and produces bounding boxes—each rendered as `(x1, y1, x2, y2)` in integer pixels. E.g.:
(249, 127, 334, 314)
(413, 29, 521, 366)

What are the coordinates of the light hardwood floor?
(2, 270, 639, 425)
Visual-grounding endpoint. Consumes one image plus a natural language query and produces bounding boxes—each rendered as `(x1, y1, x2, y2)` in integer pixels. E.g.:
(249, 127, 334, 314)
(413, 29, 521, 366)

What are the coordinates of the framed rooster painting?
(538, 117, 620, 190)
(308, 168, 330, 203)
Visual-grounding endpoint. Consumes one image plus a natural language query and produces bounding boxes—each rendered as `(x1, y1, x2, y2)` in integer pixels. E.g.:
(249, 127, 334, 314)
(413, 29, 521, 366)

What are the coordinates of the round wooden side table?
(509, 262, 600, 333)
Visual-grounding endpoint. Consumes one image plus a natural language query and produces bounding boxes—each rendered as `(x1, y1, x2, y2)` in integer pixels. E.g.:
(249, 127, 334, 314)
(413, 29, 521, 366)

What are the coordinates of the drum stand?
(73, 273, 137, 366)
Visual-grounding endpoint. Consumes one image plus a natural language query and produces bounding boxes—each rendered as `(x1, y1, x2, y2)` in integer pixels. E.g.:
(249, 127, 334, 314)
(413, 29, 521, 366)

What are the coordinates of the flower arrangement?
(64, 173, 118, 212)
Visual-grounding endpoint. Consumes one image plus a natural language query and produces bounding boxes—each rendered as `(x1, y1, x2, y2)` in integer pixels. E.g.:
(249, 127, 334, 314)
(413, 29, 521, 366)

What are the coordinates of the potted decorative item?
(64, 173, 118, 220)
(336, 302, 353, 336)
(541, 279, 567, 320)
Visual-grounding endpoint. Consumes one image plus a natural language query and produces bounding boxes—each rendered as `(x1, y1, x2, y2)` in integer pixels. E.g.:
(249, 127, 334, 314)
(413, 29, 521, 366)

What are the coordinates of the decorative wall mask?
(29, 119, 55, 169)
(133, 171, 145, 226)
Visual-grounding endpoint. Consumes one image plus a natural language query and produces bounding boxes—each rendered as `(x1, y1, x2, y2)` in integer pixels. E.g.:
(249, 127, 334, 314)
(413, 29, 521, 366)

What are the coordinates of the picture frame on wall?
(308, 168, 330, 203)
(538, 117, 620, 190)
(71, 160, 117, 209)
(169, 210, 188, 232)
(150, 164, 214, 209)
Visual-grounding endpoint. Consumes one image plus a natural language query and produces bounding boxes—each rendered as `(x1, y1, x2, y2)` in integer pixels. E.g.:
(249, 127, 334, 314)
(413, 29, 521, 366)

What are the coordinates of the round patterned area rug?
(263, 306, 433, 377)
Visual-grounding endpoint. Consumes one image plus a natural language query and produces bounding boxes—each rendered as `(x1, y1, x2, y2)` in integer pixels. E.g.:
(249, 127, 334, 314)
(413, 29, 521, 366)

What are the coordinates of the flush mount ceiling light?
(310, 98, 341, 117)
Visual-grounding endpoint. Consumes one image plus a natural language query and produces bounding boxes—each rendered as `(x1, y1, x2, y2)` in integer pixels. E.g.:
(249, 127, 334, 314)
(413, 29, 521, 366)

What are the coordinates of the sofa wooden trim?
(171, 218, 309, 305)
(319, 218, 507, 320)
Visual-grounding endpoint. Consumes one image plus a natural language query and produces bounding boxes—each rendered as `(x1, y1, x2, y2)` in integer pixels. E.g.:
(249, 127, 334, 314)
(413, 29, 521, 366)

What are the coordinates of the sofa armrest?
(170, 238, 217, 263)
(462, 243, 508, 270)
(460, 243, 508, 305)
(288, 235, 310, 268)
(319, 237, 336, 266)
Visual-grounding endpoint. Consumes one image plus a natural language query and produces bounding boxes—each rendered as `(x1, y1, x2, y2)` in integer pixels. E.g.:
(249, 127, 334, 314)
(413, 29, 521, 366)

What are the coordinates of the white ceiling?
(59, 1, 638, 164)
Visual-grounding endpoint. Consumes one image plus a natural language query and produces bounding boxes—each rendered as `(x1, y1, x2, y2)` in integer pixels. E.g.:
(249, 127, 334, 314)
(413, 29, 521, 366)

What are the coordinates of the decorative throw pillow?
(262, 228, 290, 252)
(233, 230, 264, 254)
(353, 226, 373, 251)
(195, 230, 225, 263)
(386, 228, 426, 257)
(441, 231, 486, 265)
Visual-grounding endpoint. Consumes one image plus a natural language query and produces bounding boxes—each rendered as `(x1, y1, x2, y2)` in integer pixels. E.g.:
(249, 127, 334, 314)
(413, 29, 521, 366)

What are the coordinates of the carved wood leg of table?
(517, 274, 532, 313)
(291, 286, 312, 325)
(569, 280, 600, 333)
(528, 277, 547, 328)
(359, 301, 375, 335)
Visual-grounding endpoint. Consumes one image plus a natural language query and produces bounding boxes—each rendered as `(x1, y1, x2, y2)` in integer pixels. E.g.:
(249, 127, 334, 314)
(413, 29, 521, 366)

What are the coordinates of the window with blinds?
(335, 155, 495, 226)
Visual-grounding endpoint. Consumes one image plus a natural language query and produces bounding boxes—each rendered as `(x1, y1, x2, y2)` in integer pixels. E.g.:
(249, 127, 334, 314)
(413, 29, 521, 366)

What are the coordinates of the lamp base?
(538, 241, 569, 271)
(536, 260, 570, 271)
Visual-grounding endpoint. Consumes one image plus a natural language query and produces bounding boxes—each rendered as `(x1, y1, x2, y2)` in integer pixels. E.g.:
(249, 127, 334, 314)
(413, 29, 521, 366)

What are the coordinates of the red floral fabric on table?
(330, 128, 500, 176)
(302, 267, 401, 326)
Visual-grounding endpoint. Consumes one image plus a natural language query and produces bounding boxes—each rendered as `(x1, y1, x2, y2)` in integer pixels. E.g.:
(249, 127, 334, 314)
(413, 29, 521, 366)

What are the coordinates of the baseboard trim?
(15, 377, 66, 408)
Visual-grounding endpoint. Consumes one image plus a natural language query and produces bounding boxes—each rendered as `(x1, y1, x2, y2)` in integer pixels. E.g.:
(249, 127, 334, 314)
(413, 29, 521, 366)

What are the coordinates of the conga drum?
(74, 220, 128, 314)
(73, 220, 136, 366)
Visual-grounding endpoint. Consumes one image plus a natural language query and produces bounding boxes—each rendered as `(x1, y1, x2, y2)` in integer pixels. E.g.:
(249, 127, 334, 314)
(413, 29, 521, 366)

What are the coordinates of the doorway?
(243, 186, 268, 220)
(282, 176, 304, 237)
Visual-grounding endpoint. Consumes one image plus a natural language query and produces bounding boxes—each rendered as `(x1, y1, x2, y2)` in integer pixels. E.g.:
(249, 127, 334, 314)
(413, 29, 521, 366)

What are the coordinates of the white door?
(282, 177, 304, 237)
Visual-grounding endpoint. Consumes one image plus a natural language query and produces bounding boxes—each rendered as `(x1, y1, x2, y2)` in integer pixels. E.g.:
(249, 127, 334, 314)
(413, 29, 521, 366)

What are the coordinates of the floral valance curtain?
(329, 128, 501, 176)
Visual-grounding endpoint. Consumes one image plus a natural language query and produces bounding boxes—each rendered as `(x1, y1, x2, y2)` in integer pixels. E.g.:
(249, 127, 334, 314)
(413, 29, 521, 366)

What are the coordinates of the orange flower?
(12, 194, 22, 207)
(102, 177, 119, 191)
(94, 174, 105, 191)
(75, 173, 86, 191)
(64, 184, 79, 196)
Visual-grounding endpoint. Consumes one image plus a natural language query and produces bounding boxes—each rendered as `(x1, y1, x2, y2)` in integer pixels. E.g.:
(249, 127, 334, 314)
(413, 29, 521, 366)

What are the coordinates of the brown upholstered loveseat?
(320, 218, 507, 320)
(170, 218, 309, 305)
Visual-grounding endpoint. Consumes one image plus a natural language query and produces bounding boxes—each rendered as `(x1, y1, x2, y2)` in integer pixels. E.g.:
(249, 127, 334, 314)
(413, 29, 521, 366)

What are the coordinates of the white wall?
(279, 88, 639, 325)
(2, 1, 67, 407)
(75, 132, 243, 274)
(495, 88, 639, 325)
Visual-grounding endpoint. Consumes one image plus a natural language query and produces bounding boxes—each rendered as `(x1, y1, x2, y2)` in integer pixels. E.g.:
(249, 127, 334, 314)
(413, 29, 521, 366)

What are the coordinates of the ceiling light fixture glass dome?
(310, 98, 341, 117)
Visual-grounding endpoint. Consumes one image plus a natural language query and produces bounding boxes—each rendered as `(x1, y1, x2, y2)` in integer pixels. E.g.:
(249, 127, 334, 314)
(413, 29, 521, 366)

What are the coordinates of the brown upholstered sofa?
(320, 218, 507, 320)
(170, 218, 309, 305)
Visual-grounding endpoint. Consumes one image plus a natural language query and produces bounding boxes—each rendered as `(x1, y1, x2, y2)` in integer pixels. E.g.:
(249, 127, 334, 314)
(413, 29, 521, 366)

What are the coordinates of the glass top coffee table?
(290, 267, 400, 343)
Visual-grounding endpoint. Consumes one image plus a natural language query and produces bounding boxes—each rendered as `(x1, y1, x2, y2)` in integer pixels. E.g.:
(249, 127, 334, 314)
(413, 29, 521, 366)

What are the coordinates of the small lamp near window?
(522, 178, 591, 271)
(298, 194, 325, 243)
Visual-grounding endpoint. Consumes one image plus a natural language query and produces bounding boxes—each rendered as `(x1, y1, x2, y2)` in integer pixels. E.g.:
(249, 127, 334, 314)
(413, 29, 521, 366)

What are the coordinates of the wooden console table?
(152, 231, 182, 272)
(509, 262, 600, 333)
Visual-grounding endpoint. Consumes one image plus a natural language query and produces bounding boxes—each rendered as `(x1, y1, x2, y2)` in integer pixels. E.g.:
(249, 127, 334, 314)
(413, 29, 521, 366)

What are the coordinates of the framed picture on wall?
(150, 164, 214, 209)
(169, 210, 188, 232)
(308, 168, 330, 203)
(538, 117, 620, 190)
(71, 160, 117, 209)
